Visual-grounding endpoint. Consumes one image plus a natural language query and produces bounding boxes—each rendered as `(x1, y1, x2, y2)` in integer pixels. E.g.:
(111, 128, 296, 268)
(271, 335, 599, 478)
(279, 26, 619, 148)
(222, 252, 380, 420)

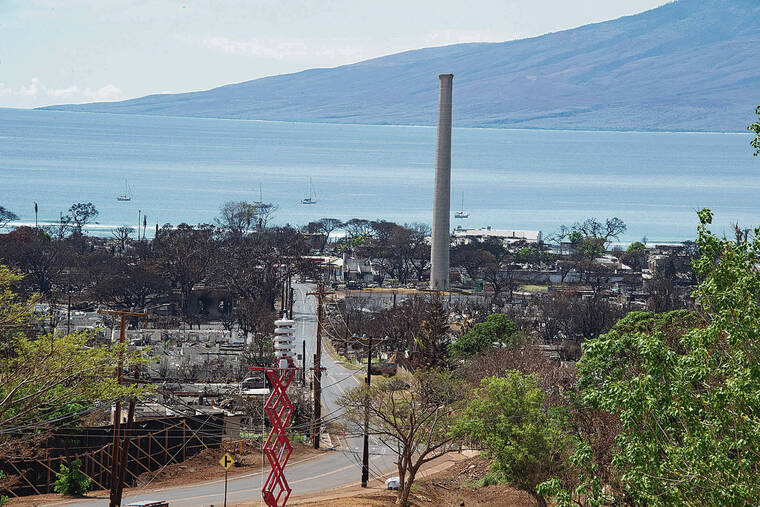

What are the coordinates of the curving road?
(45, 283, 395, 507)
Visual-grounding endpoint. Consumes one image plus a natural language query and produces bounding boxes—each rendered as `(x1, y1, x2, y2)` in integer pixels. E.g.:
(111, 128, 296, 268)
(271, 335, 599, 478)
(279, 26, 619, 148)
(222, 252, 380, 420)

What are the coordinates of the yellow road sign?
(219, 452, 235, 471)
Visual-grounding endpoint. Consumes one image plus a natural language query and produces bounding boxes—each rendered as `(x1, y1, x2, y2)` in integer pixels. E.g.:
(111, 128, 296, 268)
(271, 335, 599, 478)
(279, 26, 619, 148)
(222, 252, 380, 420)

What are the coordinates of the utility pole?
(306, 283, 333, 449)
(66, 291, 71, 335)
(302, 340, 306, 387)
(98, 309, 146, 507)
(115, 369, 138, 504)
(361, 334, 372, 487)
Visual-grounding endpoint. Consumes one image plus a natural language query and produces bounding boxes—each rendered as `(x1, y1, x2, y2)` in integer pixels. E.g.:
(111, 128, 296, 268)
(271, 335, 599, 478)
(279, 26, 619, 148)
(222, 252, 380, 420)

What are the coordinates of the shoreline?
(3, 107, 751, 136)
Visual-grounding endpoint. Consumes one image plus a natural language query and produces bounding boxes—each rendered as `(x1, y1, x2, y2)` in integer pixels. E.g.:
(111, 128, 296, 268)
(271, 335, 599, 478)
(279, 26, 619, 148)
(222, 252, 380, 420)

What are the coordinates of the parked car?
(385, 476, 400, 490)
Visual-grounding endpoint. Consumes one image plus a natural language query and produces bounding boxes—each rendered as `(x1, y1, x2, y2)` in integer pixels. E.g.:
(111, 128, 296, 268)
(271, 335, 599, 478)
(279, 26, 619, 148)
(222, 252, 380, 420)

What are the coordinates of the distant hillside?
(41, 0, 760, 132)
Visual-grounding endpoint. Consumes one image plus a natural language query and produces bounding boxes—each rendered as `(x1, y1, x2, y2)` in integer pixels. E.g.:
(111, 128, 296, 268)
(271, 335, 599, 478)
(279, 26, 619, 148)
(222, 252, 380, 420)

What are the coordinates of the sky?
(0, 0, 671, 108)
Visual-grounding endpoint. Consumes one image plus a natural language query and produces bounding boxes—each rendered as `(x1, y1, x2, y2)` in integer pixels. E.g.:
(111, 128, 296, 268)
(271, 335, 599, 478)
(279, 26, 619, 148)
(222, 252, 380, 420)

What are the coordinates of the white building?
(453, 226, 542, 246)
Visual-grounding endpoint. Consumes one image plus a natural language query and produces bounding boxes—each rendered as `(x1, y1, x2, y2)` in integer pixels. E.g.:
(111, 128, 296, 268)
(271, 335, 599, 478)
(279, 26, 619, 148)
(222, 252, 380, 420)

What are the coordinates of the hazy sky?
(0, 0, 670, 108)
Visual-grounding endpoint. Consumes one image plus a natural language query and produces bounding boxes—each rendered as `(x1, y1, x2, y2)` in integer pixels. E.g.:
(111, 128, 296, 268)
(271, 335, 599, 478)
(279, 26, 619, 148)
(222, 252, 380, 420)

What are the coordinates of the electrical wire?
(0, 402, 108, 434)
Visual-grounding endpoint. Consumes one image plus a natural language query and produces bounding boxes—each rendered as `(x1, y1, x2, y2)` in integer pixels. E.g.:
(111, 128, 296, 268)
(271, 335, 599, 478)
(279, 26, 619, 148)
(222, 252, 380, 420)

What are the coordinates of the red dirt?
(290, 456, 535, 507)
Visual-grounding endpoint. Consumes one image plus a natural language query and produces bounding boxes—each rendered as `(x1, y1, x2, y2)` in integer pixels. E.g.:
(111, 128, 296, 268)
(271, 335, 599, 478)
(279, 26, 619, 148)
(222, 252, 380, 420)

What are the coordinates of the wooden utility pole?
(302, 340, 306, 387)
(66, 292, 71, 335)
(98, 309, 146, 507)
(115, 369, 138, 504)
(361, 334, 372, 487)
(306, 283, 333, 449)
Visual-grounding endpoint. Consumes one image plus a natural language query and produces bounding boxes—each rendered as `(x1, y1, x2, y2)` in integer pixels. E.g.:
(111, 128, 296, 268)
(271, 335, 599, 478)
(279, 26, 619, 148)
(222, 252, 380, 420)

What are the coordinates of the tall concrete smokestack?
(430, 74, 453, 291)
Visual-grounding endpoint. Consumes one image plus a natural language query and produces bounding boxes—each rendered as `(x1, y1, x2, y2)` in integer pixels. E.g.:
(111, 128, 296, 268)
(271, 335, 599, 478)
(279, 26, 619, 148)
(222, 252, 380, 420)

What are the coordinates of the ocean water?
(0, 107, 758, 243)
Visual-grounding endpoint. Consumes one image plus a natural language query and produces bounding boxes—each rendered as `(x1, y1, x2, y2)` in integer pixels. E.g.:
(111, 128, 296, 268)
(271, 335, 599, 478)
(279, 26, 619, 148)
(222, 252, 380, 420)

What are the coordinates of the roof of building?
(453, 227, 542, 241)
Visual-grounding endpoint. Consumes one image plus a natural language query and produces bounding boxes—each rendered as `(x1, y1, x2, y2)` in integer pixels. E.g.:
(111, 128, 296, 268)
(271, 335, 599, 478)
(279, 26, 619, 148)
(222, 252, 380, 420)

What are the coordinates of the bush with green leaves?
(541, 208, 760, 506)
(0, 470, 7, 506)
(453, 370, 571, 507)
(53, 459, 91, 496)
(448, 313, 519, 359)
(749, 105, 760, 156)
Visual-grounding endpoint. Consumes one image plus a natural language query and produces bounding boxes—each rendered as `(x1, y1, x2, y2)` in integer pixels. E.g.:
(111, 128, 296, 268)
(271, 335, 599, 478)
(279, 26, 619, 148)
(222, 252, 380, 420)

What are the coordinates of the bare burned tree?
(306, 218, 342, 252)
(344, 218, 372, 238)
(216, 201, 279, 240)
(405, 223, 431, 282)
(153, 223, 216, 325)
(339, 369, 465, 506)
(0, 226, 71, 296)
(451, 244, 495, 280)
(88, 251, 167, 311)
(111, 225, 134, 252)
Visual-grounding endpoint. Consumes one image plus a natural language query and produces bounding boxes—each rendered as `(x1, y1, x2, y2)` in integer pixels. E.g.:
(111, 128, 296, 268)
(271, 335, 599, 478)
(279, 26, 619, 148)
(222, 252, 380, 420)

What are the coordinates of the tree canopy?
(545, 208, 760, 505)
(749, 105, 760, 157)
(448, 313, 519, 359)
(454, 371, 571, 507)
(0, 265, 142, 433)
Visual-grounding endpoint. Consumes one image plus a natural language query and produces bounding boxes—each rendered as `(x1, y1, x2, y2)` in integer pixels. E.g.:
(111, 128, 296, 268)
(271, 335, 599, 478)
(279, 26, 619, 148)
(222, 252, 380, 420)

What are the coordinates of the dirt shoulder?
(286, 455, 534, 507)
(8, 439, 323, 507)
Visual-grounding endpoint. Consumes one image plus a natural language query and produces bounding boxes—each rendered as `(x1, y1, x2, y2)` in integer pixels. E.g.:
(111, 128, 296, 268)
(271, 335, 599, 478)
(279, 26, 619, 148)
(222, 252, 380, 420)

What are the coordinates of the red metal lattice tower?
(252, 363, 297, 506)
(251, 314, 299, 506)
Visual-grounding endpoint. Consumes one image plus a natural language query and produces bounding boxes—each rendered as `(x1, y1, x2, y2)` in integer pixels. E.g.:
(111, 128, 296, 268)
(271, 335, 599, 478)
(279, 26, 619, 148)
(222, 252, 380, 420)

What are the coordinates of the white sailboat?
(455, 192, 469, 218)
(301, 177, 317, 205)
(117, 179, 132, 202)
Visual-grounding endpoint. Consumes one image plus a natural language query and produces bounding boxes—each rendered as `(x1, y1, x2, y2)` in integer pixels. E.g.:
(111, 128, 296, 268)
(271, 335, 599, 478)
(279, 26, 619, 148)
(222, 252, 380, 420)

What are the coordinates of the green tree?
(448, 313, 519, 359)
(0, 265, 141, 432)
(553, 209, 760, 505)
(0, 471, 9, 505)
(453, 370, 571, 507)
(749, 105, 760, 156)
(153, 223, 216, 324)
(53, 459, 91, 496)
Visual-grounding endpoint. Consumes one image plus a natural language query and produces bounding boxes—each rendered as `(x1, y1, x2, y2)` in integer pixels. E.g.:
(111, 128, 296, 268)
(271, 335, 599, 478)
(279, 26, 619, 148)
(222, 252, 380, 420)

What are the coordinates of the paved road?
(46, 284, 394, 507)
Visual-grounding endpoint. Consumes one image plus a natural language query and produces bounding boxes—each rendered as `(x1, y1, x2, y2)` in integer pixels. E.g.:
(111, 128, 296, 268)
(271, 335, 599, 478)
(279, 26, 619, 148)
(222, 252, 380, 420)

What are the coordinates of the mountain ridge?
(40, 0, 760, 132)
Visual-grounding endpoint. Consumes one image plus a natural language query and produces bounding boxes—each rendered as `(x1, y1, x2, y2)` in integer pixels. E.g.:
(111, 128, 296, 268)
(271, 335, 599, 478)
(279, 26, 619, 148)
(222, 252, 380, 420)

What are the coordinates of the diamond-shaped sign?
(219, 452, 235, 471)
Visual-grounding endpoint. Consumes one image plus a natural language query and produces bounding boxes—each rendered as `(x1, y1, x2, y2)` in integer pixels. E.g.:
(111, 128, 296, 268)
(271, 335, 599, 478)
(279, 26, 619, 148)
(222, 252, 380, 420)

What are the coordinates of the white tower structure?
(430, 73, 453, 290)
(273, 315, 296, 369)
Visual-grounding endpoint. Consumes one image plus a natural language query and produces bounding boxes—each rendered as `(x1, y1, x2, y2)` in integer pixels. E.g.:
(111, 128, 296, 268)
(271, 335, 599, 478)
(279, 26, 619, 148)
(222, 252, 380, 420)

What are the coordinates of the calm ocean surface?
(0, 107, 757, 243)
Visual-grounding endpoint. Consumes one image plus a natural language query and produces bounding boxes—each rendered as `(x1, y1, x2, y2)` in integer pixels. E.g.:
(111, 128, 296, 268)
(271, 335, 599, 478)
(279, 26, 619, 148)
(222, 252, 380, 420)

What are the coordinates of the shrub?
(448, 313, 519, 359)
(53, 459, 91, 496)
